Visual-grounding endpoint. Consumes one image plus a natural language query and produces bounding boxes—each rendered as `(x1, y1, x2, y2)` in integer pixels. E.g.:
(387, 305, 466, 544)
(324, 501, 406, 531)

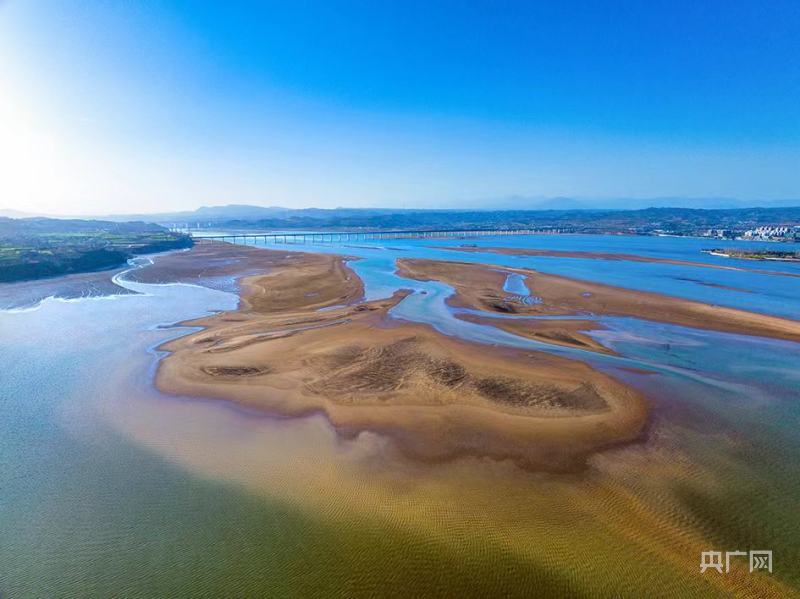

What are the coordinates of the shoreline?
(0, 265, 134, 310)
(701, 249, 800, 262)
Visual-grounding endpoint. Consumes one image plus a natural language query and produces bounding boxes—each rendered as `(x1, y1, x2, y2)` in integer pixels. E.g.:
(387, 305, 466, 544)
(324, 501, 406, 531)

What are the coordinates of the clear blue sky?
(1, 0, 799, 214)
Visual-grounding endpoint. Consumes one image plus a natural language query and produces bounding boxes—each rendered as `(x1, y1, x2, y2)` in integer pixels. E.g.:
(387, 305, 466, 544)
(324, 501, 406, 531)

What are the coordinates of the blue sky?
(1, 0, 799, 214)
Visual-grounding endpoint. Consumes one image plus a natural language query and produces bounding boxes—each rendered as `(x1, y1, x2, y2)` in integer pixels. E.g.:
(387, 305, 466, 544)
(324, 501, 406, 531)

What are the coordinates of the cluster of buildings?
(703, 229, 735, 239)
(742, 226, 799, 241)
(703, 225, 800, 241)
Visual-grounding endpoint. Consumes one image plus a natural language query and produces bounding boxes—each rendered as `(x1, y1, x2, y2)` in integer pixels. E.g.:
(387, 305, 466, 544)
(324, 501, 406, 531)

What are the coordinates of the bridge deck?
(193, 228, 569, 244)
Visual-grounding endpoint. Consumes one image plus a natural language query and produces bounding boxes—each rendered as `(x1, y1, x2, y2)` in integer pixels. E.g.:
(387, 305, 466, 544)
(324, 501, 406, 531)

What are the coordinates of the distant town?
(702, 225, 799, 241)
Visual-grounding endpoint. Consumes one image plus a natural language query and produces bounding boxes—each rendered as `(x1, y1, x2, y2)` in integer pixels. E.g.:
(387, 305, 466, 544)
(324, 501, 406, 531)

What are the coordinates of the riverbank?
(0, 218, 193, 284)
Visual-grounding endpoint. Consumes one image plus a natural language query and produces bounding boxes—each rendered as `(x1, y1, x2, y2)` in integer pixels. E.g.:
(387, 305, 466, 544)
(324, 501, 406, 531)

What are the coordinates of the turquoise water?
(1, 234, 799, 595)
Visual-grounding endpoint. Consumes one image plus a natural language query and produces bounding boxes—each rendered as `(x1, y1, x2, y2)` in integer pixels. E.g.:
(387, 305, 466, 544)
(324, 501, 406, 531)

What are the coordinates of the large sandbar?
(152, 244, 647, 472)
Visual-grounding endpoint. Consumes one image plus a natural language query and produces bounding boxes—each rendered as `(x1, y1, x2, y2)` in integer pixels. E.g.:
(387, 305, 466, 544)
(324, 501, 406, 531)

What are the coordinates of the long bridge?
(193, 228, 568, 244)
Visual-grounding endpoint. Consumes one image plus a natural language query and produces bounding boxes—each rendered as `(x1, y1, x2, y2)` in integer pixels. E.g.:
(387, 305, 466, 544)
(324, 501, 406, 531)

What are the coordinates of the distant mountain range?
(95, 198, 800, 223)
(3, 200, 800, 230)
(0, 216, 168, 236)
(99, 204, 413, 224)
(468, 196, 800, 211)
(0, 209, 47, 219)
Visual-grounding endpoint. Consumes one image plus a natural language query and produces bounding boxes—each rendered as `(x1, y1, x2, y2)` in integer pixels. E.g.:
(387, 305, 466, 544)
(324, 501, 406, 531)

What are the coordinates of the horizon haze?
(4, 196, 800, 223)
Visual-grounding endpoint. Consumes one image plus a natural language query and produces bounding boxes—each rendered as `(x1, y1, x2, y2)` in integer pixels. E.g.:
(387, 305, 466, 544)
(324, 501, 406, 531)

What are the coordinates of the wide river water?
(1, 234, 799, 597)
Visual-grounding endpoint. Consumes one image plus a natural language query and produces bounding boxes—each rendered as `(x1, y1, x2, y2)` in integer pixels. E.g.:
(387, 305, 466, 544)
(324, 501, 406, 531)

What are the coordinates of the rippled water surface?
(1, 235, 799, 597)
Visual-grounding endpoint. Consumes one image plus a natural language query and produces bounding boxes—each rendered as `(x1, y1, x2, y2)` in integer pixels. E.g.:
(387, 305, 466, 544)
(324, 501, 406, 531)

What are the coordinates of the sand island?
(397, 257, 800, 344)
(435, 245, 800, 278)
(149, 244, 649, 472)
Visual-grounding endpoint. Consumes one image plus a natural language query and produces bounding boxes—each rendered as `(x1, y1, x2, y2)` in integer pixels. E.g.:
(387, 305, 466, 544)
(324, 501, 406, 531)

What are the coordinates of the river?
(1, 234, 798, 596)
